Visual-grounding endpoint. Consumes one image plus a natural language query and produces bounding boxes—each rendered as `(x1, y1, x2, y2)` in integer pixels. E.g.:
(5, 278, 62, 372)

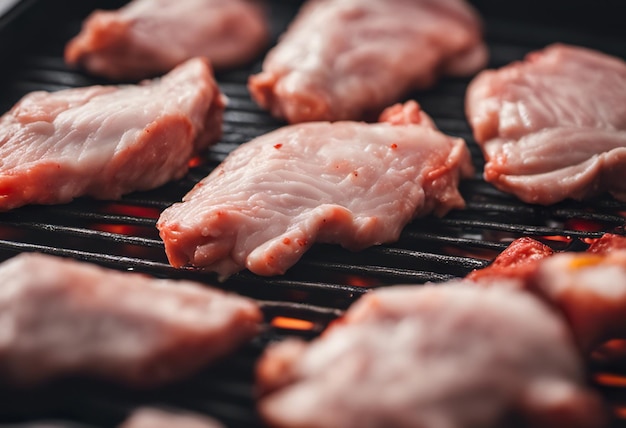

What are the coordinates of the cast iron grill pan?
(0, 1, 625, 426)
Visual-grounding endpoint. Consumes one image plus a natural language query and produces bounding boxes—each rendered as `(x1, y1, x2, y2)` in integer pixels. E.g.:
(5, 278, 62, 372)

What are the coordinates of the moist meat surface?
(587, 233, 626, 254)
(466, 237, 554, 282)
(0, 253, 261, 387)
(466, 44, 626, 205)
(469, 234, 626, 351)
(530, 249, 626, 352)
(119, 408, 225, 428)
(65, 0, 269, 80)
(0, 57, 224, 212)
(257, 284, 605, 428)
(249, 0, 487, 123)
(157, 102, 473, 278)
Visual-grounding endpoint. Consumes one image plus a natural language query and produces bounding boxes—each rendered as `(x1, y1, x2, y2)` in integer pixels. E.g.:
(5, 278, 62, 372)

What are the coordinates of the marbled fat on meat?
(66, 0, 269, 80)
(257, 284, 606, 428)
(0, 57, 224, 211)
(249, 0, 487, 123)
(466, 44, 626, 204)
(157, 102, 474, 278)
(0, 253, 261, 387)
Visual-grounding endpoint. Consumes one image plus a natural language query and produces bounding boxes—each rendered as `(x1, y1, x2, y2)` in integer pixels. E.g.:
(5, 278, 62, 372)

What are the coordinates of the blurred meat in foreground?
(257, 283, 606, 428)
(0, 253, 261, 387)
(469, 234, 626, 351)
(119, 407, 225, 428)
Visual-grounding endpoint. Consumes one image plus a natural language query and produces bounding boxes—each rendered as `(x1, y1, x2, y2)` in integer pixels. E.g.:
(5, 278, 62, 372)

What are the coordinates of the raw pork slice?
(119, 408, 224, 428)
(157, 101, 474, 278)
(466, 237, 554, 283)
(65, 0, 269, 80)
(0, 253, 261, 387)
(587, 233, 626, 254)
(530, 249, 626, 352)
(0, 57, 224, 212)
(468, 234, 626, 351)
(466, 44, 626, 205)
(249, 0, 487, 123)
(257, 284, 606, 428)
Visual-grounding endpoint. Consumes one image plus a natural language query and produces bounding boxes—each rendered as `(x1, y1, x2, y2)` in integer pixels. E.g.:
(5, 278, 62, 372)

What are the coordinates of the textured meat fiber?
(257, 284, 605, 428)
(468, 234, 626, 285)
(157, 102, 474, 278)
(530, 250, 626, 353)
(466, 237, 554, 283)
(0, 57, 224, 211)
(249, 0, 487, 123)
(65, 0, 269, 80)
(466, 44, 626, 205)
(468, 233, 626, 352)
(0, 253, 261, 387)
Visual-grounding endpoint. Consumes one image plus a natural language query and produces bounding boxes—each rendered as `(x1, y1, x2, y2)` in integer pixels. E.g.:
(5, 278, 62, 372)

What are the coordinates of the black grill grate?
(1, 1, 626, 426)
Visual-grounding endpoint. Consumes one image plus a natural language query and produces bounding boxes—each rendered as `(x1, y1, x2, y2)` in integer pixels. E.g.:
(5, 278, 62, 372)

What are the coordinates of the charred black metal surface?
(0, 1, 625, 426)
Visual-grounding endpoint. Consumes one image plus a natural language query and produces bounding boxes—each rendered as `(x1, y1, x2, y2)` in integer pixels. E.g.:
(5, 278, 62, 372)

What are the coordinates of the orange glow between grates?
(103, 203, 161, 219)
(564, 218, 604, 232)
(541, 235, 571, 244)
(271, 316, 315, 331)
(594, 373, 626, 387)
(592, 339, 626, 362)
(96, 224, 131, 234)
(94, 224, 145, 236)
(345, 275, 378, 287)
(188, 156, 203, 168)
(0, 225, 24, 241)
(614, 406, 626, 419)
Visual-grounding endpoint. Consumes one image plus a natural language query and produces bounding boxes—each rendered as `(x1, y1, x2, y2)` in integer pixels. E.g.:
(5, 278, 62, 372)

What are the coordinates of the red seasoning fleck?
(390, 143, 398, 149)
(283, 237, 291, 245)
(274, 143, 283, 149)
